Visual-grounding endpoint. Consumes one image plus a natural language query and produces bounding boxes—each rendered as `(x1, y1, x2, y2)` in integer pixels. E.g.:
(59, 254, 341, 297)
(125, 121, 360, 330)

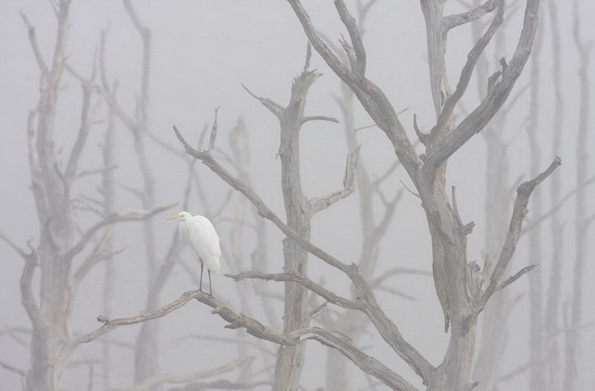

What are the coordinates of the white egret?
(167, 211, 221, 296)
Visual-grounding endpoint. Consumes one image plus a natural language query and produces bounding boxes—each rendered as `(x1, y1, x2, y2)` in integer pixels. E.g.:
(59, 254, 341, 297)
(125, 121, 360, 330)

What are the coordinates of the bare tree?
(242, 47, 357, 391)
(78, 2, 564, 390)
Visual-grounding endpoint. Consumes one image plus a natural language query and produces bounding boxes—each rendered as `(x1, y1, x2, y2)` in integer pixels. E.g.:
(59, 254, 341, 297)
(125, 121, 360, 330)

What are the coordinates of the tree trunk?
(273, 68, 318, 391)
(24, 3, 74, 389)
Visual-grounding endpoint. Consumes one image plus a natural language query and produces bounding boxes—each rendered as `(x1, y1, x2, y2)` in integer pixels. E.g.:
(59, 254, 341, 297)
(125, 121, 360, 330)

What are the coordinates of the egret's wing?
(187, 216, 221, 273)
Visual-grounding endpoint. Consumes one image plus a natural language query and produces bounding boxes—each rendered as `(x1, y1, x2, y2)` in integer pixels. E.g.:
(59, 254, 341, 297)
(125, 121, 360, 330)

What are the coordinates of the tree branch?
(335, 0, 366, 76)
(479, 156, 561, 308)
(63, 204, 176, 262)
(310, 145, 360, 214)
(241, 83, 284, 119)
(430, 0, 504, 146)
(443, 0, 499, 32)
(20, 13, 49, 78)
(287, 0, 421, 180)
(290, 327, 419, 391)
(228, 271, 360, 311)
(498, 264, 537, 291)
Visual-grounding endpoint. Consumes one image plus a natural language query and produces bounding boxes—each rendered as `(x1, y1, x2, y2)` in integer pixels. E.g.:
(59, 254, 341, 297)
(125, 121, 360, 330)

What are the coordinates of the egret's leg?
(199, 260, 204, 292)
(208, 269, 213, 297)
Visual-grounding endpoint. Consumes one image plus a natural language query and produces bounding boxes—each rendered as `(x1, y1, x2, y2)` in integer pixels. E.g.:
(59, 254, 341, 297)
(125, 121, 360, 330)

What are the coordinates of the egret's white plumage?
(168, 211, 221, 295)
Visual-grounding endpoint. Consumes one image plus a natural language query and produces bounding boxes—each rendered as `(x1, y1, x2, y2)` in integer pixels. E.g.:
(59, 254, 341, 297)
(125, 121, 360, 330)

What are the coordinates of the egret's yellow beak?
(166, 215, 179, 220)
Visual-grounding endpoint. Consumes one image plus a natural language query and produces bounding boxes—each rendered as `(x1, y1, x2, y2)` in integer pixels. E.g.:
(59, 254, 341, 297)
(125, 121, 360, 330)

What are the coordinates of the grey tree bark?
(286, 0, 549, 389)
(244, 49, 356, 391)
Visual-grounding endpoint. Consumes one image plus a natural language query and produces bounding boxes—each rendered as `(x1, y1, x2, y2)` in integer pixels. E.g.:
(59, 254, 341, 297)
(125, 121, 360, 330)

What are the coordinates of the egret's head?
(166, 211, 191, 221)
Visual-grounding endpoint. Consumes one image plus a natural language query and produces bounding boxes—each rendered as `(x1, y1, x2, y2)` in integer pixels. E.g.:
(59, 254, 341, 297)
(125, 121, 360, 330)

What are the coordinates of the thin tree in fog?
(544, 1, 564, 389)
(100, 97, 117, 389)
(226, 118, 279, 383)
(526, 10, 546, 390)
(99, 1, 163, 388)
(566, 2, 593, 390)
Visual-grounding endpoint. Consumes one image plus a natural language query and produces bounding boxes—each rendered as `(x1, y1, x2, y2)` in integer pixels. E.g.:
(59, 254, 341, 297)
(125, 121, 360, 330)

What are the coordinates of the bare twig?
(208, 107, 219, 151)
(498, 264, 537, 291)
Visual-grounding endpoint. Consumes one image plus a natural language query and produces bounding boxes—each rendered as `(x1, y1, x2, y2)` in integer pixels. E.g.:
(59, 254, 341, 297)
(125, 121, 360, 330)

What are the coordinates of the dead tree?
(0, 3, 171, 389)
(82, 1, 561, 390)
(285, 0, 553, 389)
(242, 47, 357, 391)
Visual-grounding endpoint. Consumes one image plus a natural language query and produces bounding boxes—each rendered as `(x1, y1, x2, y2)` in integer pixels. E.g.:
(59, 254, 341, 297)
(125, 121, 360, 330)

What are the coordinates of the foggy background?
(1, 0, 593, 390)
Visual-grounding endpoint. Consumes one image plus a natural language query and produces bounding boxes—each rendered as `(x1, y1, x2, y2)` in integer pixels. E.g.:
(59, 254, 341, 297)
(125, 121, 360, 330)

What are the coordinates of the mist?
(0, 1, 593, 390)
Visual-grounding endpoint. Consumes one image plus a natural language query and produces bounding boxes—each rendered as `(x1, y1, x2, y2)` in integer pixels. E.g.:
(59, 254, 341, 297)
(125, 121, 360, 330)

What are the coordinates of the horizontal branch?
(301, 115, 339, 124)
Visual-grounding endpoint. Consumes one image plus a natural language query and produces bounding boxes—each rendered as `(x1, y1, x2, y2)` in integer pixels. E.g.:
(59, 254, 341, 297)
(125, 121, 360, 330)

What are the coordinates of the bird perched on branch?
(167, 211, 221, 296)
